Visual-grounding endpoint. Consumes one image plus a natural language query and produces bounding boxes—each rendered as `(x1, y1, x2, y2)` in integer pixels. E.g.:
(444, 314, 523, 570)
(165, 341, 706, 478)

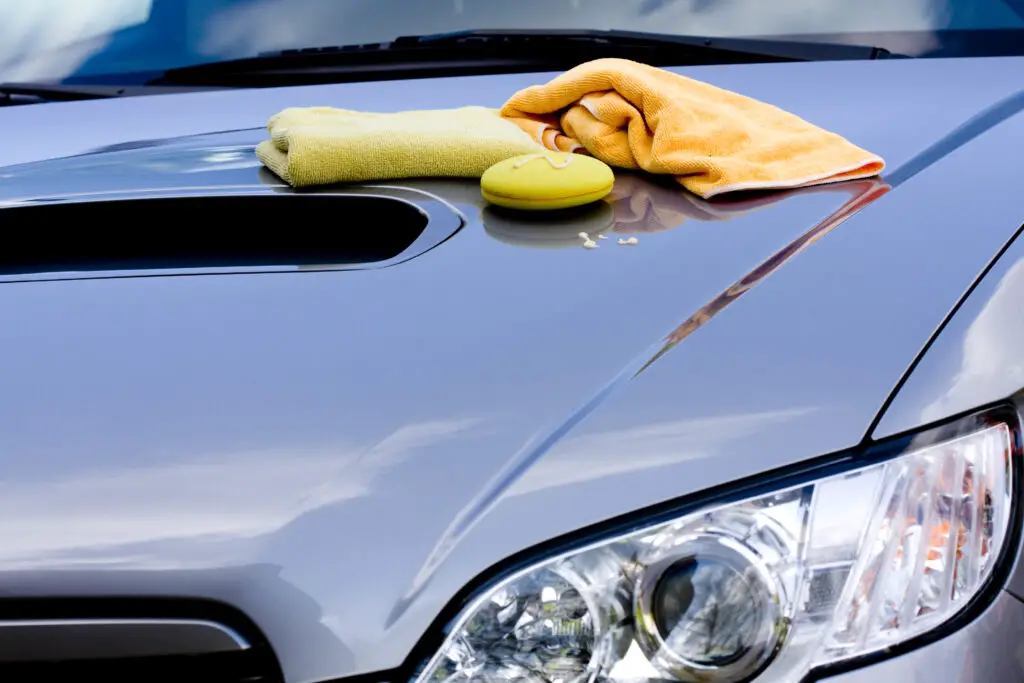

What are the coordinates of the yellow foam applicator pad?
(481, 152, 615, 211)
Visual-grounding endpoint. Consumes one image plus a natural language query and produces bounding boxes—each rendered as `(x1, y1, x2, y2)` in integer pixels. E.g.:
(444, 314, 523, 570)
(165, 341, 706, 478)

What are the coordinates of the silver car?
(0, 1, 1022, 682)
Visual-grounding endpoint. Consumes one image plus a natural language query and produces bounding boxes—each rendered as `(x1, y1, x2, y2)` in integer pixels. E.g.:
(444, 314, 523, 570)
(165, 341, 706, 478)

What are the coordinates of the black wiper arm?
(149, 29, 897, 88)
(0, 82, 225, 107)
(0, 82, 129, 106)
(413, 29, 895, 60)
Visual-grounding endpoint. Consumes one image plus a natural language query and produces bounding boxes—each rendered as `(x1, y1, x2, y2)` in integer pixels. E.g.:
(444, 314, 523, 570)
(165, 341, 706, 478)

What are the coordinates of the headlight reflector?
(416, 417, 1015, 683)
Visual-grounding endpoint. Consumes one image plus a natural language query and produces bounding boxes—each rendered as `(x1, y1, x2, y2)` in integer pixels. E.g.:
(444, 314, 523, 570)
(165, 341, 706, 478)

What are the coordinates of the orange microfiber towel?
(500, 58, 884, 199)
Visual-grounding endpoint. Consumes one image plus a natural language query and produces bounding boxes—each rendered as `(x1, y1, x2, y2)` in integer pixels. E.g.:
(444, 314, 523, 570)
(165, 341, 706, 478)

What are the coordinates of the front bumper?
(820, 590, 1024, 682)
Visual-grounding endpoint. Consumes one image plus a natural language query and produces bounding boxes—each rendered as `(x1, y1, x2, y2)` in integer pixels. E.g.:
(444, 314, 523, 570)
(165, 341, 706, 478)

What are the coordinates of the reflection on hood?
(920, 256, 1024, 423)
(508, 406, 815, 496)
(639, 177, 890, 373)
(0, 417, 482, 569)
(482, 173, 890, 250)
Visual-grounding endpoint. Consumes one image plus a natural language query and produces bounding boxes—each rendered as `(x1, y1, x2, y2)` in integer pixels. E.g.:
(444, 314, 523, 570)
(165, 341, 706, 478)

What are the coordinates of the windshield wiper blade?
(413, 29, 894, 60)
(150, 29, 896, 88)
(0, 82, 225, 106)
(0, 82, 129, 105)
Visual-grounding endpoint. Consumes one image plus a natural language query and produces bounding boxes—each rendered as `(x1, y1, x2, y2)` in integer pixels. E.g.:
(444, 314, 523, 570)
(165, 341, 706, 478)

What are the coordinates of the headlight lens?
(414, 417, 1015, 683)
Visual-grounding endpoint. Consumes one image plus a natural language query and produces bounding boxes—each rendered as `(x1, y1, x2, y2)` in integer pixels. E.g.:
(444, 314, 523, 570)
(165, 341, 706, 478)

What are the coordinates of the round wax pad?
(481, 153, 615, 211)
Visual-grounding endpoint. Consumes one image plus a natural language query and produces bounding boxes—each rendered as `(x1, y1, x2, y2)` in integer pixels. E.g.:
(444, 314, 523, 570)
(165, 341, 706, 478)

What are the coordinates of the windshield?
(3, 0, 1024, 83)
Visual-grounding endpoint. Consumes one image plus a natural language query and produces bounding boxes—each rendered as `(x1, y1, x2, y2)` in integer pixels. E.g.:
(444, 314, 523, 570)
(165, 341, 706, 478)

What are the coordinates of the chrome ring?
(633, 532, 787, 683)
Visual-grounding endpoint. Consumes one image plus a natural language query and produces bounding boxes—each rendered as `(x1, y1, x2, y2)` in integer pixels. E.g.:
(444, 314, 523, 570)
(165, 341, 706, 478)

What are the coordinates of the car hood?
(1, 58, 1023, 683)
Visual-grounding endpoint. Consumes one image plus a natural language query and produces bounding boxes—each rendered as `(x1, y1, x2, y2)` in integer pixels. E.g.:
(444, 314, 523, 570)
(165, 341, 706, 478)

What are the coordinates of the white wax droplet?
(578, 232, 589, 239)
(597, 234, 608, 240)
(583, 240, 598, 249)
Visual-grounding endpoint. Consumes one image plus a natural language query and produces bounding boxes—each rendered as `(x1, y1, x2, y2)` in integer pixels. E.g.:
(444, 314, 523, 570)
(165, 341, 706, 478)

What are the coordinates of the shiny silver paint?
(0, 58, 1023, 683)
(0, 618, 249, 661)
(821, 590, 1024, 682)
(874, 224, 1024, 440)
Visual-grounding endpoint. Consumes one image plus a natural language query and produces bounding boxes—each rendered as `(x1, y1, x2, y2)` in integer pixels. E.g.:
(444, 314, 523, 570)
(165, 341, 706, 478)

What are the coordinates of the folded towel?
(256, 106, 545, 187)
(500, 58, 885, 199)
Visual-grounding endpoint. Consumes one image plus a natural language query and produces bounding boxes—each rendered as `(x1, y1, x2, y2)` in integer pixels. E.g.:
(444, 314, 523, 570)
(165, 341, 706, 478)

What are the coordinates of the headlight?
(413, 412, 1018, 683)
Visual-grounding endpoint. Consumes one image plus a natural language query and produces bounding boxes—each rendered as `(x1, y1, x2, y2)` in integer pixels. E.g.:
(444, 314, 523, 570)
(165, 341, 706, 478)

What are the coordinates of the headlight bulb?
(633, 512, 794, 683)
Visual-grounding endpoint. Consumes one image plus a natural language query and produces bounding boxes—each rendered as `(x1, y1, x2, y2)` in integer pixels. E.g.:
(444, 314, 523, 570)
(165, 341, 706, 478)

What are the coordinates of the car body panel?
(873, 229, 1024, 441)
(818, 590, 1024, 683)
(1, 58, 1023, 683)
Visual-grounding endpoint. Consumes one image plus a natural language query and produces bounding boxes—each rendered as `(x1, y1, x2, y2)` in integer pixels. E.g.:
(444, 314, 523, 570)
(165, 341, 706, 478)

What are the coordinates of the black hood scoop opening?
(0, 189, 464, 282)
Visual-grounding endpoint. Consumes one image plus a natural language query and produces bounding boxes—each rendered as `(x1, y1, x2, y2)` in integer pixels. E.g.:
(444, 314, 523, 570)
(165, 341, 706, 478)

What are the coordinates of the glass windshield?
(3, 0, 1023, 83)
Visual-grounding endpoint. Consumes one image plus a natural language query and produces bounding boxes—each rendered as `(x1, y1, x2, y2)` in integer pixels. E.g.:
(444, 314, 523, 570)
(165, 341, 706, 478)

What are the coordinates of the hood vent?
(0, 189, 463, 282)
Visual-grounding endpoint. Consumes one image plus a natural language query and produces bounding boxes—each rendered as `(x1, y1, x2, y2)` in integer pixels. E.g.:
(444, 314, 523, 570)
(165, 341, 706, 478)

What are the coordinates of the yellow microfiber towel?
(500, 58, 885, 199)
(256, 105, 545, 187)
